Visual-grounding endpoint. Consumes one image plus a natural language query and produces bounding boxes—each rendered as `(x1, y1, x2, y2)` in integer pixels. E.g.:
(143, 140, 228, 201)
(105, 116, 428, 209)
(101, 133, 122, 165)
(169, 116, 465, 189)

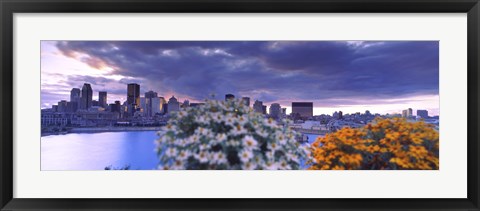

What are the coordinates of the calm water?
(41, 131, 319, 170)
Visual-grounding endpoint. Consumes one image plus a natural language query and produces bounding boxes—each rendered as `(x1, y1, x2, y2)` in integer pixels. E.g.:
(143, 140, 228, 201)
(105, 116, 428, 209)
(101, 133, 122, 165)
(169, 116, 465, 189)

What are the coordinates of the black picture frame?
(1, 0, 479, 210)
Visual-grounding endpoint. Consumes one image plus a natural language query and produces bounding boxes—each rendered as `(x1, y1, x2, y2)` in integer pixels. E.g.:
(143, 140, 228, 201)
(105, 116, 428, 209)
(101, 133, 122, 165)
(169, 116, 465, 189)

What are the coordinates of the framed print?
(1, 0, 479, 210)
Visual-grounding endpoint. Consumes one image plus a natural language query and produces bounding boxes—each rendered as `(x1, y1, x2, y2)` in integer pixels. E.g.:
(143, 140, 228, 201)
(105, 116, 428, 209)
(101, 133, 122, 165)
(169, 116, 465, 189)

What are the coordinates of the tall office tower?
(339, 111, 343, 119)
(167, 96, 180, 113)
(140, 97, 146, 112)
(417, 110, 429, 119)
(127, 83, 140, 107)
(144, 91, 158, 117)
(225, 94, 235, 101)
(70, 88, 81, 103)
(242, 97, 250, 107)
(99, 91, 107, 108)
(269, 103, 281, 119)
(253, 100, 263, 113)
(262, 105, 267, 115)
(69, 88, 81, 112)
(402, 109, 408, 118)
(291, 102, 313, 118)
(407, 108, 413, 118)
(127, 83, 140, 114)
(80, 83, 93, 110)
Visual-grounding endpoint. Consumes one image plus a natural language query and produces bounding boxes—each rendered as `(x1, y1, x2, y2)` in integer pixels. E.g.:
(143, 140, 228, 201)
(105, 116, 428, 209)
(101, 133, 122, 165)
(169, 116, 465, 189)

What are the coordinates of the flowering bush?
(156, 99, 309, 170)
(308, 118, 439, 170)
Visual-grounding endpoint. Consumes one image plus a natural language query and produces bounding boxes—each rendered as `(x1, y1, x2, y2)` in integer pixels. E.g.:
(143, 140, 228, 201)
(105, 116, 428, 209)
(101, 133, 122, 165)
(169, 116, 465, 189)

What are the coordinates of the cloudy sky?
(41, 41, 439, 116)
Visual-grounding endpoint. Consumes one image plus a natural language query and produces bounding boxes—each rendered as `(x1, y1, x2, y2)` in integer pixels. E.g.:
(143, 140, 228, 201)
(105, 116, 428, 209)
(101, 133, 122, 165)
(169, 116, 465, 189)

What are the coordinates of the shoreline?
(42, 127, 162, 137)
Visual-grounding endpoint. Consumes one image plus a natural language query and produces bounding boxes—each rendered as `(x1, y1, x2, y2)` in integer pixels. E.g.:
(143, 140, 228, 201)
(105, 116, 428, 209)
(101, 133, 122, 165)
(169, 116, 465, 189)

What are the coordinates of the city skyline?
(41, 41, 439, 115)
(46, 81, 437, 117)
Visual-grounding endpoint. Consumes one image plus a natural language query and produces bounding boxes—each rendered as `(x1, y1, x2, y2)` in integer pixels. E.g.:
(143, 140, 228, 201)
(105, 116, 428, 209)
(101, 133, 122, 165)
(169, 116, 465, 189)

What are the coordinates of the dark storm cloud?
(53, 41, 439, 105)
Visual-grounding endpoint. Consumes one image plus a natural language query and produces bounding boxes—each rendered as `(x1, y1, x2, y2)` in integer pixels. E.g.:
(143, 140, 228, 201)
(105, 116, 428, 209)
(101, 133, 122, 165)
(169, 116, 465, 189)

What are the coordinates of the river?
(41, 131, 319, 170)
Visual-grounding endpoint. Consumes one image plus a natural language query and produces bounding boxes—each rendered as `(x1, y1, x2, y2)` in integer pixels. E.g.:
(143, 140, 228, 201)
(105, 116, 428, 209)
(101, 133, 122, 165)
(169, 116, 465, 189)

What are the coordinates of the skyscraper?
(70, 88, 81, 112)
(99, 91, 107, 108)
(145, 91, 158, 117)
(292, 102, 313, 118)
(225, 94, 235, 101)
(242, 97, 250, 107)
(253, 100, 263, 113)
(127, 83, 140, 106)
(127, 83, 140, 114)
(80, 83, 92, 110)
(70, 88, 81, 103)
(269, 103, 281, 119)
(407, 108, 413, 118)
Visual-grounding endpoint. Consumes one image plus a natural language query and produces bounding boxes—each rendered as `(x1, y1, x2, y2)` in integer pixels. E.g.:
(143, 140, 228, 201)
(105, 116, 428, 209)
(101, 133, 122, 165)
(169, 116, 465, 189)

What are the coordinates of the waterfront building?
(253, 100, 263, 113)
(269, 103, 281, 119)
(127, 83, 140, 114)
(144, 91, 158, 117)
(140, 97, 147, 112)
(66, 101, 78, 113)
(70, 88, 81, 104)
(242, 97, 250, 107)
(225, 94, 235, 101)
(417, 110, 429, 119)
(292, 102, 313, 118)
(99, 91, 107, 108)
(167, 96, 180, 113)
(80, 83, 93, 110)
(402, 109, 408, 118)
(151, 97, 166, 115)
(57, 100, 68, 112)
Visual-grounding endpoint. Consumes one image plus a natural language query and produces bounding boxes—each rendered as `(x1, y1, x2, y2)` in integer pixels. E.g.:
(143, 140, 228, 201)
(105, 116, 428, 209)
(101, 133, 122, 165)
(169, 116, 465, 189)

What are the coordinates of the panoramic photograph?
(41, 41, 439, 170)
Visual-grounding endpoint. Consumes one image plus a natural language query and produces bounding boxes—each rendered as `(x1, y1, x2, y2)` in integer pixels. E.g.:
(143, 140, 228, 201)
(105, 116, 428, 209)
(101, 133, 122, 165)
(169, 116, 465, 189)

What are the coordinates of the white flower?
(238, 149, 253, 163)
(188, 134, 200, 143)
(199, 143, 210, 151)
(165, 147, 177, 157)
(242, 161, 257, 170)
(242, 135, 258, 149)
(266, 150, 275, 160)
(194, 151, 209, 163)
(278, 160, 292, 170)
(264, 161, 279, 170)
(264, 118, 278, 128)
(237, 115, 248, 125)
(231, 125, 247, 136)
(211, 112, 224, 123)
(178, 150, 190, 160)
(211, 152, 228, 164)
(268, 142, 280, 151)
(224, 115, 236, 127)
(226, 139, 240, 147)
(171, 160, 184, 170)
(256, 129, 269, 138)
(215, 133, 227, 143)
